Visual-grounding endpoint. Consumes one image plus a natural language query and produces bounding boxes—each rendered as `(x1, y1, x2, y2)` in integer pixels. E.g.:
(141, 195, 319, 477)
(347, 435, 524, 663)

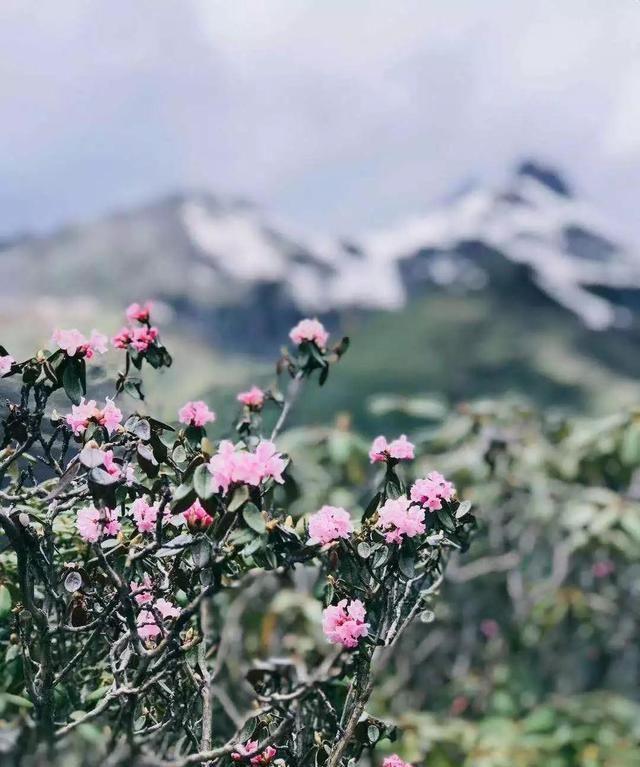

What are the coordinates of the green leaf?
(237, 716, 257, 742)
(357, 542, 371, 559)
(89, 467, 120, 486)
(371, 547, 390, 570)
(172, 445, 187, 463)
(367, 724, 380, 743)
(193, 463, 215, 500)
(241, 535, 265, 558)
(0, 585, 12, 617)
(137, 443, 159, 478)
(242, 503, 266, 534)
(85, 685, 112, 704)
(228, 485, 250, 512)
(436, 507, 456, 532)
(62, 360, 83, 405)
(2, 693, 33, 709)
(64, 572, 83, 593)
(132, 419, 151, 441)
(79, 445, 105, 468)
(398, 549, 416, 579)
(455, 500, 472, 519)
(362, 492, 381, 521)
(192, 539, 211, 568)
(185, 425, 205, 448)
(172, 483, 197, 514)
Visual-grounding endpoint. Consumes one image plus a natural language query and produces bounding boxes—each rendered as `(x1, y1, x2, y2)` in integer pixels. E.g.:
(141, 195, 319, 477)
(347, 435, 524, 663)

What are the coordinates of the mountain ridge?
(2, 160, 640, 352)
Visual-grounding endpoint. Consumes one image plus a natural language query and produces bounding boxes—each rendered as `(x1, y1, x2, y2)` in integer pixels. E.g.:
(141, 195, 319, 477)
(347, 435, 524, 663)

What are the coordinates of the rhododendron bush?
(274, 397, 640, 765)
(0, 308, 475, 767)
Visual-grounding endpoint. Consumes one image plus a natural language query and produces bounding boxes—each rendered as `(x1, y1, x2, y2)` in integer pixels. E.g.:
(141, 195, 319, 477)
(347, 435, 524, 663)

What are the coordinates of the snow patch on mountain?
(181, 201, 287, 281)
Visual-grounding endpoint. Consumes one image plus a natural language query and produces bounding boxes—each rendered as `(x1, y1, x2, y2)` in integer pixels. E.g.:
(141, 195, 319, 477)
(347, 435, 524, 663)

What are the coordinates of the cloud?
(1, 0, 640, 238)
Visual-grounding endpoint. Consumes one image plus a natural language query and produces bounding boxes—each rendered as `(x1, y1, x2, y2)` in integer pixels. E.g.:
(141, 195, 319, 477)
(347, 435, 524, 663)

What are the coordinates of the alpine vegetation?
(0, 305, 475, 766)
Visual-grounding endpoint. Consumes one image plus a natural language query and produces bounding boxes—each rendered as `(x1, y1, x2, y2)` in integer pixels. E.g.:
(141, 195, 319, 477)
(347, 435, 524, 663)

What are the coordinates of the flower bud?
(183, 499, 214, 532)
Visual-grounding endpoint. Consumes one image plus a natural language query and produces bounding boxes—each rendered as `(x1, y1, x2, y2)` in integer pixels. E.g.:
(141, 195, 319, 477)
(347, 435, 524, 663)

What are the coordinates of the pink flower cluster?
(237, 386, 265, 409)
(136, 597, 181, 641)
(112, 326, 159, 353)
(322, 598, 369, 648)
(308, 505, 353, 545)
(66, 398, 123, 436)
(183, 499, 214, 531)
(0, 354, 15, 376)
(76, 505, 121, 543)
(178, 400, 216, 427)
(383, 756, 413, 767)
(113, 300, 159, 353)
(369, 434, 415, 463)
(289, 317, 329, 349)
(131, 498, 163, 534)
(207, 440, 286, 494)
(126, 301, 153, 323)
(376, 497, 425, 544)
(231, 741, 276, 765)
(51, 328, 108, 359)
(410, 471, 456, 511)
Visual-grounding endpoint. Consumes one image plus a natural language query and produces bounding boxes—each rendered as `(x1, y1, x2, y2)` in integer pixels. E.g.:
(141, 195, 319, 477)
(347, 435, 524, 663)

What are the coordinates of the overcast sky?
(2, 1, 640, 240)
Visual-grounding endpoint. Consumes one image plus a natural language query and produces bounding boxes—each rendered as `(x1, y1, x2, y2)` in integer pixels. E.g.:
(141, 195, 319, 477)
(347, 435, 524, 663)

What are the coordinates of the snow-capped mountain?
(313, 161, 640, 330)
(176, 160, 640, 331)
(2, 161, 639, 353)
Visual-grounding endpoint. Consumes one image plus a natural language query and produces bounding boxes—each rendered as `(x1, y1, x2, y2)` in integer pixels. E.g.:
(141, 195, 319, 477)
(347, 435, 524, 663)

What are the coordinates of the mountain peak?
(515, 160, 572, 197)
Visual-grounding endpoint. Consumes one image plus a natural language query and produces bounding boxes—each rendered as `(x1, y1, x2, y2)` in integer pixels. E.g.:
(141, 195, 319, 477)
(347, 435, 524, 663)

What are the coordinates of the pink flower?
(101, 450, 134, 484)
(136, 609, 162, 640)
(86, 329, 109, 357)
(130, 326, 159, 352)
(232, 741, 258, 762)
(207, 440, 286, 494)
(131, 498, 162, 534)
(0, 355, 15, 376)
(237, 386, 265, 409)
(231, 741, 276, 765)
(322, 598, 369, 648)
(369, 435, 415, 463)
(308, 505, 353, 544)
(254, 440, 287, 484)
(383, 756, 413, 767)
(51, 328, 108, 358)
(208, 440, 237, 494)
(592, 560, 615, 579)
(130, 575, 154, 605)
(76, 506, 120, 543)
(112, 327, 132, 349)
(136, 597, 180, 641)
(154, 597, 180, 619)
(410, 471, 456, 512)
(178, 400, 216, 427)
(251, 746, 276, 766)
(66, 398, 123, 436)
(289, 318, 329, 349)
(113, 325, 159, 352)
(376, 497, 425, 544)
(183, 499, 214, 531)
(126, 301, 153, 324)
(480, 619, 500, 639)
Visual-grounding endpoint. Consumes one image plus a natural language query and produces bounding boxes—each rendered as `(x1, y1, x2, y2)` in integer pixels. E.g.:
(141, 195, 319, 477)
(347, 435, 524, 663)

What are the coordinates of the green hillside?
(293, 292, 640, 434)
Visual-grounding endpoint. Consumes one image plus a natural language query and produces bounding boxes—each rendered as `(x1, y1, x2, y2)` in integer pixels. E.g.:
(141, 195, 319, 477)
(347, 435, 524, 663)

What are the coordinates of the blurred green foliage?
(276, 394, 640, 764)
